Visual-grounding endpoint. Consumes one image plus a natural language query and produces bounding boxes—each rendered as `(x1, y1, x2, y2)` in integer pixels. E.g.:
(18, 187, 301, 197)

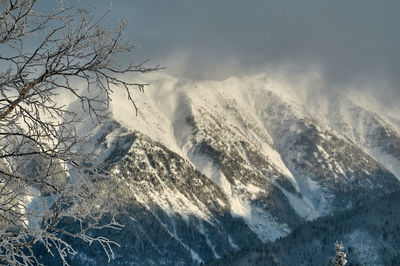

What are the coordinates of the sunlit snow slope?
(53, 73, 400, 265)
(112, 73, 400, 215)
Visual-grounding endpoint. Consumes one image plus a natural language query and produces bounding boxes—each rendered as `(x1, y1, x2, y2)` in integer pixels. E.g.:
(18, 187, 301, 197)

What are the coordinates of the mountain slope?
(207, 190, 400, 266)
(36, 73, 400, 265)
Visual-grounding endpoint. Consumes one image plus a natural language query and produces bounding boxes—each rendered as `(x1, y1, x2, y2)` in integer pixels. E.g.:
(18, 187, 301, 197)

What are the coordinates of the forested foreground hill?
(207, 190, 400, 266)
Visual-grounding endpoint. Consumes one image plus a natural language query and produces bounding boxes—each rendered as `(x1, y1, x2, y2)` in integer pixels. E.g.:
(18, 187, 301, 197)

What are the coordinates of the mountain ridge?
(36, 73, 400, 265)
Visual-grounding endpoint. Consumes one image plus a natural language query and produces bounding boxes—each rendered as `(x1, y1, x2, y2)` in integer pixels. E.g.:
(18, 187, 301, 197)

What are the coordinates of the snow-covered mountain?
(39, 73, 400, 265)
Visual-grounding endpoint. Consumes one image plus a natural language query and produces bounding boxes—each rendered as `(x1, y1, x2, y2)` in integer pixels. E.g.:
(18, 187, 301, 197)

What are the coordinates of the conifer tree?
(332, 241, 347, 266)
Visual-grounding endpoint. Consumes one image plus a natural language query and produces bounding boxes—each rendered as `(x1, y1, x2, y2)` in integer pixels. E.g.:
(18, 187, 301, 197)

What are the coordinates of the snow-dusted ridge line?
(107, 73, 400, 242)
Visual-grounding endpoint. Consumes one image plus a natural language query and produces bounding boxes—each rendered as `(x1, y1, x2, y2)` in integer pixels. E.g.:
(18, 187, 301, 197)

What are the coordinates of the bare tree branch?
(0, 0, 160, 264)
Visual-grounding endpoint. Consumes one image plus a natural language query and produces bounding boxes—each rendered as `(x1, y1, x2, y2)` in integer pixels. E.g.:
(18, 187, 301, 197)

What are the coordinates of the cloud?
(128, 2, 397, 84)
(40, 0, 400, 108)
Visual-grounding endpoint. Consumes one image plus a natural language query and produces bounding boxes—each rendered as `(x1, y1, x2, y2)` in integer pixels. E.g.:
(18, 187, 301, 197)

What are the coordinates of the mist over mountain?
(97, 0, 400, 108)
(34, 73, 400, 265)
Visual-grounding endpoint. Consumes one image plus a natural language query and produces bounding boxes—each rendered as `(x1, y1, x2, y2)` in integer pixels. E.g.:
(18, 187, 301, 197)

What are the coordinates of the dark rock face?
(271, 118, 400, 213)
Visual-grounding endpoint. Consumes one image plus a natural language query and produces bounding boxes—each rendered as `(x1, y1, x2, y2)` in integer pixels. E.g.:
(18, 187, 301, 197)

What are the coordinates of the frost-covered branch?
(0, 0, 159, 264)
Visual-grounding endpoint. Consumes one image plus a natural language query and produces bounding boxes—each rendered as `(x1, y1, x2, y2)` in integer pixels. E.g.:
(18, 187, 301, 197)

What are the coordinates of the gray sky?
(42, 0, 400, 104)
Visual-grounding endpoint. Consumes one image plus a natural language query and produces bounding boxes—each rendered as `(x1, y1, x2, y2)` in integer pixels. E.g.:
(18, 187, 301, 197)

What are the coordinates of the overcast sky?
(42, 0, 400, 104)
